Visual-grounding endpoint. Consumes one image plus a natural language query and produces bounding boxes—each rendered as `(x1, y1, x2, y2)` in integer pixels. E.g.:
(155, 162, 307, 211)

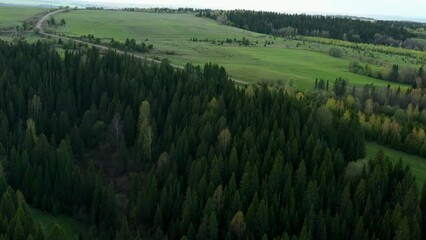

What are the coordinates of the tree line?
(74, 34, 153, 53)
(349, 62, 425, 86)
(197, 10, 418, 46)
(312, 76, 426, 159)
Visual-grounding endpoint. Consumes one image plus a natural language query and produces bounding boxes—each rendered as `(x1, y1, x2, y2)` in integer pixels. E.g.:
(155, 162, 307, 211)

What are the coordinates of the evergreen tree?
(47, 224, 68, 240)
(137, 101, 153, 162)
(230, 211, 246, 240)
(123, 106, 136, 146)
(420, 181, 426, 238)
(395, 217, 410, 240)
(115, 218, 132, 240)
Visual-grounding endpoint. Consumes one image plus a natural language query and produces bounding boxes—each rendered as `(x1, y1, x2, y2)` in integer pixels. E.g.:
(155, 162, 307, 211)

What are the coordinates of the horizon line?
(1, 1, 425, 23)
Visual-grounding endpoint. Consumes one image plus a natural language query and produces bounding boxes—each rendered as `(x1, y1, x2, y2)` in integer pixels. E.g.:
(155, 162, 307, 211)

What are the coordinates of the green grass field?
(54, 9, 414, 90)
(57, 10, 265, 40)
(0, 6, 45, 29)
(30, 207, 82, 238)
(162, 43, 407, 89)
(366, 142, 426, 186)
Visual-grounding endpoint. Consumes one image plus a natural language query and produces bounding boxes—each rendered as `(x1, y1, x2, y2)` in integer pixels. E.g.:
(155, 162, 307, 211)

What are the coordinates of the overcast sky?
(80, 0, 426, 18)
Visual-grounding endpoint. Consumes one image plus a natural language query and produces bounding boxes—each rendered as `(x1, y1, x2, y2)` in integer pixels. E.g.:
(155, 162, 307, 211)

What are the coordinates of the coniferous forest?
(0, 40, 424, 239)
(197, 10, 418, 45)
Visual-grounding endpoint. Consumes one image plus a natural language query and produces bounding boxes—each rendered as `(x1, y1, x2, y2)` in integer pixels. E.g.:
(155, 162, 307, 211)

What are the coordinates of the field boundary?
(35, 9, 249, 85)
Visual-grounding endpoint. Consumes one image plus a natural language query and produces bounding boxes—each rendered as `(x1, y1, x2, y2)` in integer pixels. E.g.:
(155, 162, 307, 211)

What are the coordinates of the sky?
(78, 0, 426, 18)
(2, 0, 426, 21)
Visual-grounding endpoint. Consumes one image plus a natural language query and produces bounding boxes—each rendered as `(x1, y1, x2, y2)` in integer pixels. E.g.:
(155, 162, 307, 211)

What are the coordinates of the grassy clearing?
(54, 10, 414, 90)
(0, 6, 45, 29)
(55, 10, 265, 40)
(160, 43, 406, 90)
(366, 142, 426, 186)
(30, 207, 82, 238)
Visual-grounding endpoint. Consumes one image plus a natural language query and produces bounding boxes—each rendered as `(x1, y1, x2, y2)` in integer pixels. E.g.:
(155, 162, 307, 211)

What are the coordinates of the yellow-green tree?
(137, 101, 153, 162)
(231, 211, 246, 239)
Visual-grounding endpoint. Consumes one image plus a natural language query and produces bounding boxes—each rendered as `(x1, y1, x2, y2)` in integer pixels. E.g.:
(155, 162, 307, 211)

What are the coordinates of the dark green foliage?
(123, 106, 136, 146)
(421, 182, 426, 239)
(197, 10, 416, 45)
(333, 77, 347, 97)
(390, 64, 399, 82)
(47, 17, 56, 26)
(110, 38, 153, 53)
(0, 171, 43, 239)
(115, 218, 132, 240)
(47, 224, 68, 240)
(328, 47, 343, 58)
(0, 40, 420, 240)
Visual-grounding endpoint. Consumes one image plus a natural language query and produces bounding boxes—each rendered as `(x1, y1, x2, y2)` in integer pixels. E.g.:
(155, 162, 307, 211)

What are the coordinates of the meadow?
(366, 142, 426, 186)
(0, 6, 45, 29)
(54, 9, 418, 90)
(30, 208, 82, 238)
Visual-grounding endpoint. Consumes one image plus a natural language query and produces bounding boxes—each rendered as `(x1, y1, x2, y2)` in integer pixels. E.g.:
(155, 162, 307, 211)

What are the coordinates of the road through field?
(36, 9, 249, 85)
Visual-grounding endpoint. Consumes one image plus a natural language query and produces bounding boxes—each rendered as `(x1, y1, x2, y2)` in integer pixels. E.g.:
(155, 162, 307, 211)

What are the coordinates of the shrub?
(328, 47, 343, 58)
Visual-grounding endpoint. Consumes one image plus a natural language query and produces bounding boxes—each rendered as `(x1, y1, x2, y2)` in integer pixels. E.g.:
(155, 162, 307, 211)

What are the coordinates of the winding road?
(35, 9, 249, 85)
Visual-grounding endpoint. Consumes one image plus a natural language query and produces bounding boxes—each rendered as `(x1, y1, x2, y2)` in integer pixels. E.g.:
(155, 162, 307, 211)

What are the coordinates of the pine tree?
(180, 188, 198, 233)
(0, 191, 16, 220)
(395, 217, 410, 240)
(187, 223, 196, 240)
(196, 215, 209, 240)
(12, 217, 26, 240)
(420, 181, 426, 239)
(47, 224, 68, 240)
(137, 101, 153, 162)
(230, 211, 246, 240)
(218, 128, 231, 154)
(353, 217, 365, 240)
(295, 160, 307, 200)
(115, 218, 132, 240)
(153, 206, 163, 230)
(256, 199, 269, 236)
(123, 106, 136, 146)
(209, 212, 218, 240)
